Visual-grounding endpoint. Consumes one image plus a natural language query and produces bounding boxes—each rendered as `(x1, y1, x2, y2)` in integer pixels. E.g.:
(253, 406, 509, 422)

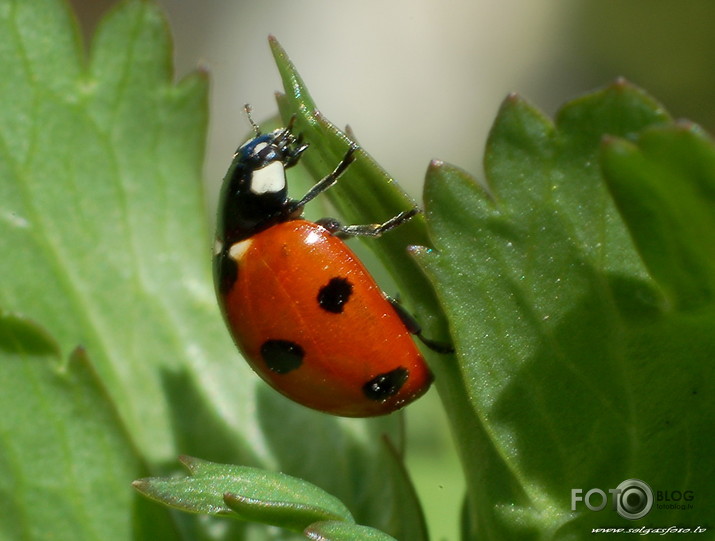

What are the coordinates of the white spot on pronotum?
(249, 161, 285, 194)
(228, 239, 253, 261)
(213, 238, 223, 256)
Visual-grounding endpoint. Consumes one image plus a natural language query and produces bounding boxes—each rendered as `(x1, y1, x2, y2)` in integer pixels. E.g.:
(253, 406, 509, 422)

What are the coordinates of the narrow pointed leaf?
(134, 456, 354, 531)
(304, 520, 398, 541)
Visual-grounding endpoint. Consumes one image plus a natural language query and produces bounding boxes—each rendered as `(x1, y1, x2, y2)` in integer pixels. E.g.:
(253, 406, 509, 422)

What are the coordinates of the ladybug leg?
(386, 296, 455, 354)
(283, 132, 308, 168)
(289, 144, 359, 212)
(318, 208, 419, 238)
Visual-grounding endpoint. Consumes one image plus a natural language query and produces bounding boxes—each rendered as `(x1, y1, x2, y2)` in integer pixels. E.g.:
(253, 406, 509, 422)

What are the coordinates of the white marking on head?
(228, 239, 253, 261)
(214, 238, 223, 256)
(249, 160, 286, 195)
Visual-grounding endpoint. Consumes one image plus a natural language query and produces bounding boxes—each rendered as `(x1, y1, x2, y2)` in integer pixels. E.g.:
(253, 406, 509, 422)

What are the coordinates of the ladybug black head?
(217, 126, 308, 244)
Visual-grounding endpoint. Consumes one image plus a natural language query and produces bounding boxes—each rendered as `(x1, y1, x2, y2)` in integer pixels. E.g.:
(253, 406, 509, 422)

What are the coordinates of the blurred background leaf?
(0, 313, 177, 541)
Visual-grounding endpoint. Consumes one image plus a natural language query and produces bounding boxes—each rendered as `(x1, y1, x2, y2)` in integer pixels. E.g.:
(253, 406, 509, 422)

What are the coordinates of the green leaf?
(304, 521, 398, 541)
(134, 456, 354, 529)
(0, 0, 230, 467)
(602, 122, 715, 310)
(134, 456, 409, 539)
(415, 81, 714, 537)
(0, 311, 177, 541)
(254, 389, 429, 541)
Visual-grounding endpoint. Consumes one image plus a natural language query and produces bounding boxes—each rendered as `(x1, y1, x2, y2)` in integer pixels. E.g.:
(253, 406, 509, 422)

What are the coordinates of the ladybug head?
(217, 119, 308, 244)
(239, 105, 308, 173)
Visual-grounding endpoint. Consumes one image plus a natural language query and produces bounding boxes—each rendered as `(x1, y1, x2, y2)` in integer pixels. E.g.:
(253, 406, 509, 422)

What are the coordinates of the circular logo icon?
(615, 479, 653, 520)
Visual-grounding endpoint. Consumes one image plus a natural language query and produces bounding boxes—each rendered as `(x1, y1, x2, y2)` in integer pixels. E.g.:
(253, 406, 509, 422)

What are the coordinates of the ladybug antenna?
(244, 104, 261, 136)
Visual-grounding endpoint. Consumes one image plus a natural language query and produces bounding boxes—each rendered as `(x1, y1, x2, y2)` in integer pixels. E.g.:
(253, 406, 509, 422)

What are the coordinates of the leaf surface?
(415, 82, 715, 536)
(0, 312, 177, 541)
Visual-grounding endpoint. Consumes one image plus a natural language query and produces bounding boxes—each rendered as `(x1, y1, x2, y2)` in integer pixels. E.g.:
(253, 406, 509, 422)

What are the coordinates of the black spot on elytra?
(261, 339, 304, 374)
(214, 249, 238, 295)
(317, 277, 353, 314)
(362, 367, 409, 402)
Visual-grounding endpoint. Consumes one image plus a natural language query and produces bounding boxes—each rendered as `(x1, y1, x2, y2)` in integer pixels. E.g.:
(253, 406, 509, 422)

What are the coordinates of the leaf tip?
(428, 159, 445, 171)
(505, 91, 522, 103)
(223, 491, 255, 510)
(193, 64, 210, 80)
(500, 91, 539, 114)
(270, 36, 318, 122)
(131, 478, 150, 494)
(672, 118, 712, 141)
(69, 344, 87, 360)
(268, 34, 291, 74)
(223, 491, 271, 519)
(612, 76, 630, 89)
(178, 454, 202, 473)
(61, 344, 92, 374)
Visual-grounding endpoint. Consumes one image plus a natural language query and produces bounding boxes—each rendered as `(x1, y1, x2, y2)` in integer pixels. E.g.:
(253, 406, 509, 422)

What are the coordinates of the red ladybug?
(214, 107, 448, 417)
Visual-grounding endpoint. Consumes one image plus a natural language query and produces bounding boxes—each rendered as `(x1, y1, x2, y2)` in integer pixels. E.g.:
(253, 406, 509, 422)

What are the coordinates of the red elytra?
(220, 219, 433, 417)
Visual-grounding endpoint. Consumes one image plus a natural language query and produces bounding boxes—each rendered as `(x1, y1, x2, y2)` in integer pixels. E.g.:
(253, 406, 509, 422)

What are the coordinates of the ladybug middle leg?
(317, 208, 419, 239)
(288, 144, 359, 214)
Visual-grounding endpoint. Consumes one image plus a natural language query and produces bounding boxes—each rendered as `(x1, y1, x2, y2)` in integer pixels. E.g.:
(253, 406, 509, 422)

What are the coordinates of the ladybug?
(214, 106, 449, 417)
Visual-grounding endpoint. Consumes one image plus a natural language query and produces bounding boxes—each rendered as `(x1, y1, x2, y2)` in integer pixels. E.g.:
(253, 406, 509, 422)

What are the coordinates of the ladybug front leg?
(288, 145, 359, 213)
